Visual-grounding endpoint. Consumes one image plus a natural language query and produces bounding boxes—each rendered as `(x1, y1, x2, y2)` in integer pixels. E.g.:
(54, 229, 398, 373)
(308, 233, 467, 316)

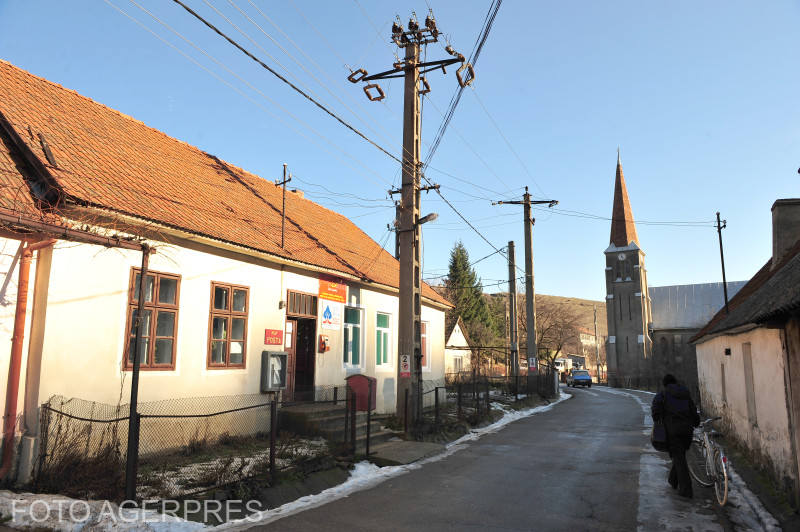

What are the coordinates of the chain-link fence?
(34, 386, 352, 502)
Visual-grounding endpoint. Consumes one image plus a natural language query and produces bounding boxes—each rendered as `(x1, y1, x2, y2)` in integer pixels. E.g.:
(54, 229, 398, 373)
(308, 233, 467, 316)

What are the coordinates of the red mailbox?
(346, 374, 377, 411)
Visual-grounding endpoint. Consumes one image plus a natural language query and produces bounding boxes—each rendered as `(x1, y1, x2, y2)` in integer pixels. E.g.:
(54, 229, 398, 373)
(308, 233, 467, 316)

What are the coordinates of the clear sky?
(1, 1, 798, 301)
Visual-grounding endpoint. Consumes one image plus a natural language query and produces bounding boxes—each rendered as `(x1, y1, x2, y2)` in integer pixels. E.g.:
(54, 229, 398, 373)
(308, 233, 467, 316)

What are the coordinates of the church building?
(604, 153, 653, 387)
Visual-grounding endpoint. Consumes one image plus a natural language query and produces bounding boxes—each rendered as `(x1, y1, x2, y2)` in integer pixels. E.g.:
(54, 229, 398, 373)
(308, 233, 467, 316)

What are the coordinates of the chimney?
(290, 189, 304, 199)
(771, 199, 800, 269)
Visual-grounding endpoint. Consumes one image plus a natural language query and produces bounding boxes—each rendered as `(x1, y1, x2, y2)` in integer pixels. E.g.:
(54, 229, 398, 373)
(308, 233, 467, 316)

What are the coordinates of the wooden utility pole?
(716, 212, 729, 313)
(507, 241, 519, 376)
(493, 187, 557, 372)
(352, 12, 468, 425)
(594, 304, 600, 384)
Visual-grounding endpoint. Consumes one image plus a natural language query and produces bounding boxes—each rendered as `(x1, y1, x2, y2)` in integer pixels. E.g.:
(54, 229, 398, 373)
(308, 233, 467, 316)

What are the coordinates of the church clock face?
(618, 253, 626, 261)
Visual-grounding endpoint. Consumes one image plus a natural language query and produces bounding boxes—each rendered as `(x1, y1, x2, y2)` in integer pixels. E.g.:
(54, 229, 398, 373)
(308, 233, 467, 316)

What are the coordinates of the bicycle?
(687, 416, 729, 505)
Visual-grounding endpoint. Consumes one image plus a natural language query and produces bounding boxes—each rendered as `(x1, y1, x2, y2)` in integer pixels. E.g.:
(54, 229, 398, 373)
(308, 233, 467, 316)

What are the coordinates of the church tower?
(604, 152, 652, 386)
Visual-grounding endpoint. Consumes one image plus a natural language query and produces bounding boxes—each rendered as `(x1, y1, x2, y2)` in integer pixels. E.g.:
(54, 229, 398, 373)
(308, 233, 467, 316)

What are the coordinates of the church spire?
(609, 151, 639, 247)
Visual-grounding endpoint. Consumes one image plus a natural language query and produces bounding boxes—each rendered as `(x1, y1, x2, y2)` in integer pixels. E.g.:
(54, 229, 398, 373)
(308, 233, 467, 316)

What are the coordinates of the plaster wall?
(696, 327, 794, 481)
(4, 237, 446, 417)
(444, 323, 471, 374)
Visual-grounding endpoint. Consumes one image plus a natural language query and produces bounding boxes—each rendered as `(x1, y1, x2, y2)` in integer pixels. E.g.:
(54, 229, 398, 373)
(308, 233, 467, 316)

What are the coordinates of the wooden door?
(284, 319, 297, 402)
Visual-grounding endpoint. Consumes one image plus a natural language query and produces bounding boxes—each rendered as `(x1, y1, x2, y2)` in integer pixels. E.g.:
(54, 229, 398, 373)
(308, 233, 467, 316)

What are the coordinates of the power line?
(171, 0, 401, 164)
(422, 0, 502, 171)
(114, 0, 393, 189)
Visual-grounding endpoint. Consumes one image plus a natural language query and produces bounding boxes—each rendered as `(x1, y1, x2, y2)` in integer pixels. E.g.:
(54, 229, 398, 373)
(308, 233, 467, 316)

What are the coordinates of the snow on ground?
(0, 389, 783, 531)
(594, 386, 782, 532)
(0, 395, 570, 531)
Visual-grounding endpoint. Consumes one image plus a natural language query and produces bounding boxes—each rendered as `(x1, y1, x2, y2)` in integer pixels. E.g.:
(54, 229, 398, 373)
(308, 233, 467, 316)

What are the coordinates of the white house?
(0, 60, 450, 484)
(692, 199, 800, 510)
(444, 315, 472, 375)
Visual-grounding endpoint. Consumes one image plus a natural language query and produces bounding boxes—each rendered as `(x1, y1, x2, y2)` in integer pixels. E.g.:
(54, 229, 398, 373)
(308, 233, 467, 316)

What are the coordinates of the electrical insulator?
(445, 45, 455, 56)
(408, 18, 419, 31)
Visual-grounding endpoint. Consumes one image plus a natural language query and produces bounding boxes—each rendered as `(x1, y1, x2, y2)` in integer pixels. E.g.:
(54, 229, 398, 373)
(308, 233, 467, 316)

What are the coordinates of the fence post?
(457, 384, 462, 421)
(515, 375, 519, 402)
(475, 379, 480, 421)
(366, 379, 372, 456)
(270, 400, 277, 478)
(485, 380, 490, 413)
(350, 392, 357, 456)
(342, 389, 349, 446)
(434, 387, 440, 427)
(404, 388, 409, 434)
(124, 412, 141, 502)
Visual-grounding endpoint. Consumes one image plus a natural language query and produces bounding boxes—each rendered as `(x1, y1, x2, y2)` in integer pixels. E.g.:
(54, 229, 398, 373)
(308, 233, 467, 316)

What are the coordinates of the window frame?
(375, 311, 392, 370)
(343, 305, 364, 369)
(124, 268, 181, 371)
(207, 282, 250, 369)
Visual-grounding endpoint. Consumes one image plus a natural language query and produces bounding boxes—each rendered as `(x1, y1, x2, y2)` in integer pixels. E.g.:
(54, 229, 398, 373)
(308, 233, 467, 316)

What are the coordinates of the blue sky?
(1, 1, 798, 301)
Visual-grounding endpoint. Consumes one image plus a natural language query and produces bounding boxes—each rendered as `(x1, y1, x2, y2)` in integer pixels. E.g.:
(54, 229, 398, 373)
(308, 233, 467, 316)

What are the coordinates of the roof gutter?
(0, 238, 55, 483)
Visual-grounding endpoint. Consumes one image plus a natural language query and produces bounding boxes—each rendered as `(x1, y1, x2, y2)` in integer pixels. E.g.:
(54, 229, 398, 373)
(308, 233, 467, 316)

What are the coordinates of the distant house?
(444, 316, 472, 374)
(692, 199, 800, 509)
(0, 60, 450, 484)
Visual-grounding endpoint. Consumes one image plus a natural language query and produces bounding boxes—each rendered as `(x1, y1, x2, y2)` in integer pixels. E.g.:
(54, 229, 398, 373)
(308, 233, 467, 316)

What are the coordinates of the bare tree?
(517, 295, 583, 367)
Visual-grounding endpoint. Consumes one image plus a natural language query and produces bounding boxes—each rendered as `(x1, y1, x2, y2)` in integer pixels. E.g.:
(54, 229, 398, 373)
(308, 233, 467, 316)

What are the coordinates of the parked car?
(567, 369, 592, 388)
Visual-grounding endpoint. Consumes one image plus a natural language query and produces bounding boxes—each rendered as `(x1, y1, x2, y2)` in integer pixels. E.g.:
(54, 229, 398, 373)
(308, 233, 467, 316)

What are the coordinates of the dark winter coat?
(651, 383, 701, 452)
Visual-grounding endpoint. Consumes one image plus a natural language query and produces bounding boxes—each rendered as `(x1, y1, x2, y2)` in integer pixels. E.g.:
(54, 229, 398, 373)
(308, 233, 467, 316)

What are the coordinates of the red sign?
(319, 280, 346, 303)
(264, 329, 283, 345)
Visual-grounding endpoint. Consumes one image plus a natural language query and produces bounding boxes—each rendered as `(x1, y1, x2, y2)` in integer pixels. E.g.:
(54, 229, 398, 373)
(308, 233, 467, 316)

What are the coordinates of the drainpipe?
(0, 239, 55, 482)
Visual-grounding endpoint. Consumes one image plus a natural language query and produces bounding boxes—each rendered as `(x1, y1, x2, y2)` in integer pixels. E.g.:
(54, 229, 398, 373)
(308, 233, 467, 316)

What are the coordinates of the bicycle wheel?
(713, 449, 728, 505)
(688, 441, 715, 487)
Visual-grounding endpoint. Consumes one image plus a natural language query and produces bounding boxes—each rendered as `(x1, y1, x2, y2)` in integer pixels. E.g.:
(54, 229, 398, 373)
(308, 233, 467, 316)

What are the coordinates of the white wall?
(445, 322, 471, 374)
(696, 327, 795, 481)
(2, 236, 447, 417)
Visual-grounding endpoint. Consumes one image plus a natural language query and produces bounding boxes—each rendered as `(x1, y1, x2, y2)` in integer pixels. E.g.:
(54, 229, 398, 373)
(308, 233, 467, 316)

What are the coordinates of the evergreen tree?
(444, 241, 491, 331)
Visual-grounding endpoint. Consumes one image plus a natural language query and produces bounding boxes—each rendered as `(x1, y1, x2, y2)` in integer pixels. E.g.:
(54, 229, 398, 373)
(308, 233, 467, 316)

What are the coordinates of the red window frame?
(207, 282, 249, 369)
(124, 268, 180, 371)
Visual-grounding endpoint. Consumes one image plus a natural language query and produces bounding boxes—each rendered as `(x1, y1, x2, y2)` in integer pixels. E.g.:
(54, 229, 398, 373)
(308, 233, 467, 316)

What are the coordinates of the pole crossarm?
(362, 58, 463, 81)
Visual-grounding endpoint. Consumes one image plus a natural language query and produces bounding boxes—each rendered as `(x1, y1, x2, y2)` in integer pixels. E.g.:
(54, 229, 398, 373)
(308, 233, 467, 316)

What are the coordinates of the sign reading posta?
(319, 280, 346, 303)
(264, 329, 283, 345)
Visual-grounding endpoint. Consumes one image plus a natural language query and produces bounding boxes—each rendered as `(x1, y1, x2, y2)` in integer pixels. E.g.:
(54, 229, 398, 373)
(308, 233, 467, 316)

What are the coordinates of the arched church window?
(624, 260, 632, 280)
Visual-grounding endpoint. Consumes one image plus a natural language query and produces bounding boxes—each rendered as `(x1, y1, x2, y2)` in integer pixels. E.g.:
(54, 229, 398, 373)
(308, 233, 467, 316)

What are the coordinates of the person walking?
(651, 373, 701, 498)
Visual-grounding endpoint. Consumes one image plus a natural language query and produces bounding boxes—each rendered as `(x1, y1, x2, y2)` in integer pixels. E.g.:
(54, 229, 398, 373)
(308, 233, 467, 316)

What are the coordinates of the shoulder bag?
(651, 393, 669, 452)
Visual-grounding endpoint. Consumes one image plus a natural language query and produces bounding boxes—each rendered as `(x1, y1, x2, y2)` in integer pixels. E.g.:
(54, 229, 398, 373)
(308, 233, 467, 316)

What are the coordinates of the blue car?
(567, 369, 592, 387)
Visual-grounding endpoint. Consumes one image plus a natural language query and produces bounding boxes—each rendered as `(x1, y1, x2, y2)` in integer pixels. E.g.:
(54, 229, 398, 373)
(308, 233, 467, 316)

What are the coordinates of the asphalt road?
(236, 385, 733, 532)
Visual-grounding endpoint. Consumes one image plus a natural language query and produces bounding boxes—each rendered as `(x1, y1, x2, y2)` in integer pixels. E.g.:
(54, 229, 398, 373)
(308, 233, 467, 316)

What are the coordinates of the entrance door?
(284, 319, 297, 401)
(294, 319, 316, 401)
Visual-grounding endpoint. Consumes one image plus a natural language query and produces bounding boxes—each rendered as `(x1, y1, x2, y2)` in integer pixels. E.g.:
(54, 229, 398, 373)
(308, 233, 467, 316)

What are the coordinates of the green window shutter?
(376, 313, 389, 328)
(352, 325, 360, 365)
(376, 330, 382, 364)
(345, 307, 360, 324)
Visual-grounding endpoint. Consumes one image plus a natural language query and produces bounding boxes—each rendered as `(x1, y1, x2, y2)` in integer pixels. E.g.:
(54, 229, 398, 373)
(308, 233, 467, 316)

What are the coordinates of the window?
(376, 312, 391, 368)
(287, 290, 317, 318)
(125, 268, 180, 370)
(453, 356, 463, 373)
(344, 307, 362, 366)
(208, 282, 249, 368)
(420, 321, 430, 370)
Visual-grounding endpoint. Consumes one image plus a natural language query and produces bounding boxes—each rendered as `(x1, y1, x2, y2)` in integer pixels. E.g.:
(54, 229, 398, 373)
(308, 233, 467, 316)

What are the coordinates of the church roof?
(609, 153, 640, 248)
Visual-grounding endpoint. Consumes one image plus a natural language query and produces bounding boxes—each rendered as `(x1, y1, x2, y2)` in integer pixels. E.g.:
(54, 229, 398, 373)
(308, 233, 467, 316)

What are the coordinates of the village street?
(239, 387, 741, 532)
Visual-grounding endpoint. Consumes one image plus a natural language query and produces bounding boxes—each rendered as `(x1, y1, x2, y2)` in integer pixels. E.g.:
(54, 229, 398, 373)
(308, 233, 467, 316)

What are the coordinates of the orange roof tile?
(0, 60, 449, 307)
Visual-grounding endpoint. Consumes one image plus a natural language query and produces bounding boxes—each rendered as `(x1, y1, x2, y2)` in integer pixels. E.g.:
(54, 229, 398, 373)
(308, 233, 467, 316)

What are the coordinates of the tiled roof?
(0, 60, 448, 307)
(691, 238, 800, 343)
(609, 155, 639, 248)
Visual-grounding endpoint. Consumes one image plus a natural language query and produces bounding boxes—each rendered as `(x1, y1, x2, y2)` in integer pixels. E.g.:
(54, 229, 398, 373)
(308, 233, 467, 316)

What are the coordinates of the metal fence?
(34, 387, 352, 502)
(431, 368, 560, 426)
